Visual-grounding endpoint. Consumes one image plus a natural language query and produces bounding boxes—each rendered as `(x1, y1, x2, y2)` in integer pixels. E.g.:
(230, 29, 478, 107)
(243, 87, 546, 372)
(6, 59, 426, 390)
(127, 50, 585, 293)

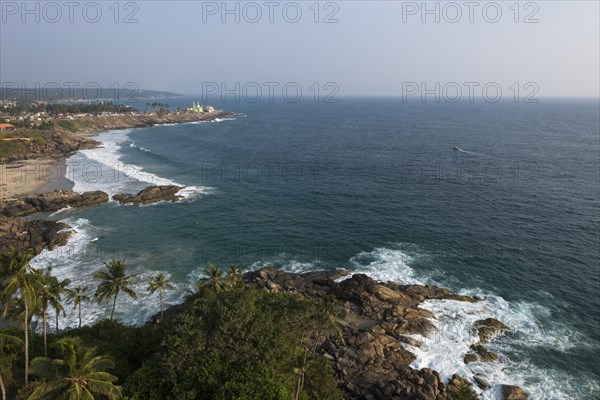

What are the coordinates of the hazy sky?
(1, 1, 599, 97)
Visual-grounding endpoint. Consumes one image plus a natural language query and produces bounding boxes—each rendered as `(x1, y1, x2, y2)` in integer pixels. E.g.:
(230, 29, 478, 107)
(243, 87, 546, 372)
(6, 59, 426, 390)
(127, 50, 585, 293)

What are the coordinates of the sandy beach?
(0, 158, 73, 201)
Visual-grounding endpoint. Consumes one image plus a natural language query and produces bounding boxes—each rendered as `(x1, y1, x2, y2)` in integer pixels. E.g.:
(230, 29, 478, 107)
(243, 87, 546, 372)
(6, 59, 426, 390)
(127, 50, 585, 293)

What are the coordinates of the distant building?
(206, 105, 215, 112)
(0, 123, 15, 130)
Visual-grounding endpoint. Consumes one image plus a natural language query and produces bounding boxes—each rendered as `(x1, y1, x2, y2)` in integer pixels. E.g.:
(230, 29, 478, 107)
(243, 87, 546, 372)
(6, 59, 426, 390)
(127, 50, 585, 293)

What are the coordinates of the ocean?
(31, 98, 599, 399)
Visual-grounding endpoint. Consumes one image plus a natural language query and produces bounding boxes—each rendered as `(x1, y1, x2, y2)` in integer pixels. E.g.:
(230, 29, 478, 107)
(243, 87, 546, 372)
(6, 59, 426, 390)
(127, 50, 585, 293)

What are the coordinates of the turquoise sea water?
(33, 98, 599, 399)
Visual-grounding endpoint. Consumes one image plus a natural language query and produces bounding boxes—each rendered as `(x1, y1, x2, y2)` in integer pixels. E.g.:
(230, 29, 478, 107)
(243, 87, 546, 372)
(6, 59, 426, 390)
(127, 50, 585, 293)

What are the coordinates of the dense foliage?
(1, 250, 342, 400)
(1, 103, 132, 116)
(124, 286, 342, 400)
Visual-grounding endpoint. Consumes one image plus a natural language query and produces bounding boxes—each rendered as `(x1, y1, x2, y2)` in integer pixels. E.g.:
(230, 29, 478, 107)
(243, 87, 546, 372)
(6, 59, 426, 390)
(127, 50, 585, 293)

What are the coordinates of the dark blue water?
(39, 98, 599, 399)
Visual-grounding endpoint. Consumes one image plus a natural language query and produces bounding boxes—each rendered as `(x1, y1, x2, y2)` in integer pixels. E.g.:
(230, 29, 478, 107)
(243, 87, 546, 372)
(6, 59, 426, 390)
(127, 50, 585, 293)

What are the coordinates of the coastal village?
(0, 98, 228, 202)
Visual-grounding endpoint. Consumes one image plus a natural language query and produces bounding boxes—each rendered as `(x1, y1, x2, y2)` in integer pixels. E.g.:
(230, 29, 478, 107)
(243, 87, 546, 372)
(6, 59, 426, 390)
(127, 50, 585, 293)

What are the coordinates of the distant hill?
(0, 87, 184, 104)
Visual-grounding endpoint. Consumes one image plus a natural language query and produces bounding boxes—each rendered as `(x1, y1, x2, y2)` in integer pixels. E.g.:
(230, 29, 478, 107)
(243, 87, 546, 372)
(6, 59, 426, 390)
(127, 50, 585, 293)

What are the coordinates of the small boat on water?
(452, 145, 460, 151)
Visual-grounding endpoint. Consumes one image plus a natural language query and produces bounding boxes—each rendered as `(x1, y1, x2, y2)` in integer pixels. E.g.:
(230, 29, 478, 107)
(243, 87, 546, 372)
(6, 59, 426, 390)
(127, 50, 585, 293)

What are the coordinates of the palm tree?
(36, 268, 70, 355)
(0, 248, 40, 386)
(225, 264, 243, 289)
(65, 286, 90, 329)
(36, 269, 54, 358)
(94, 259, 137, 321)
(204, 263, 224, 292)
(48, 276, 70, 334)
(29, 337, 122, 400)
(148, 273, 174, 320)
(0, 333, 23, 400)
(290, 346, 318, 400)
(319, 296, 346, 345)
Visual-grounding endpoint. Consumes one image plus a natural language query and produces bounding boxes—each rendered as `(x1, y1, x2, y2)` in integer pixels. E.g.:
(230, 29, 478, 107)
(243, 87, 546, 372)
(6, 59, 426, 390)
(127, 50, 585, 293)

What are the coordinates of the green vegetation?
(1, 102, 132, 117)
(0, 137, 28, 159)
(64, 287, 90, 329)
(0, 248, 39, 386)
(93, 259, 137, 321)
(29, 337, 122, 400)
(145, 102, 170, 115)
(0, 333, 23, 400)
(56, 120, 77, 132)
(125, 285, 342, 400)
(147, 273, 173, 320)
(446, 379, 479, 400)
(1, 251, 343, 400)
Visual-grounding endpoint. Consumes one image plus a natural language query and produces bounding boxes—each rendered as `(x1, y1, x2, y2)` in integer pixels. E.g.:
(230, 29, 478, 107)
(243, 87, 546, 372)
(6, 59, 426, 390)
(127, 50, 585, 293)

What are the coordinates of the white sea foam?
(344, 246, 596, 400)
(65, 129, 212, 199)
(214, 117, 237, 122)
(30, 218, 189, 328)
(129, 141, 156, 155)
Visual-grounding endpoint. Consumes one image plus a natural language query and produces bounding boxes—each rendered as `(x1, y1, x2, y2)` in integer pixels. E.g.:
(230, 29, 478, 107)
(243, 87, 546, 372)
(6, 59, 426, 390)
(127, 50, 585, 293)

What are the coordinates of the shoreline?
(0, 157, 73, 201)
(0, 110, 233, 200)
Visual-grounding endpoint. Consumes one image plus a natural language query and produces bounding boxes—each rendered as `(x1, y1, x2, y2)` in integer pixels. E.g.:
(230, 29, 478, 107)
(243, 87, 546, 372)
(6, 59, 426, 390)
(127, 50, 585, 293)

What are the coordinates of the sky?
(1, 0, 599, 98)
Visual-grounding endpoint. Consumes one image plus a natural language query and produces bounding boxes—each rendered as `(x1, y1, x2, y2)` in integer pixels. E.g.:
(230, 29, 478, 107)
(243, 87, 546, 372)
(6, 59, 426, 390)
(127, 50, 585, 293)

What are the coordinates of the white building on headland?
(188, 102, 204, 113)
(187, 102, 216, 113)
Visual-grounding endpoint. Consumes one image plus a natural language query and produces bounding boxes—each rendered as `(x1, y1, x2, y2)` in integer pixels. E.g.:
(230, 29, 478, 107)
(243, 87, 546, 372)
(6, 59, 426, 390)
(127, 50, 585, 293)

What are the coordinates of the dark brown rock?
(0, 216, 73, 255)
(113, 185, 183, 205)
(473, 375, 491, 390)
(475, 318, 510, 343)
(1, 190, 109, 217)
(502, 384, 528, 400)
(470, 344, 499, 362)
(243, 267, 483, 400)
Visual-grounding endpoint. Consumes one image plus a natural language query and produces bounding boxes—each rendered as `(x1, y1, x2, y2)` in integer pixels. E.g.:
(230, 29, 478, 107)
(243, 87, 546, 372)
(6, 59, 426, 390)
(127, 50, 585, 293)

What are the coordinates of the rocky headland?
(0, 186, 187, 254)
(243, 267, 527, 400)
(1, 110, 233, 162)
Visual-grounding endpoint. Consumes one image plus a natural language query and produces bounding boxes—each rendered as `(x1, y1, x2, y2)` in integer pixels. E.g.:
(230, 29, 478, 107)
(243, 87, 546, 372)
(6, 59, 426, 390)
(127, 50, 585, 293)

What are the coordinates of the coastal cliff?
(0, 109, 233, 162)
(0, 186, 187, 253)
(243, 267, 525, 400)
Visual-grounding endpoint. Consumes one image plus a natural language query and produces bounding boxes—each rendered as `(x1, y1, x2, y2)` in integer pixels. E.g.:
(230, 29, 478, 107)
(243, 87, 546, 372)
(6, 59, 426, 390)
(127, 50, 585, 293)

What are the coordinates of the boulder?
(0, 216, 73, 255)
(502, 385, 528, 400)
(1, 190, 109, 217)
(473, 375, 491, 390)
(475, 318, 510, 343)
(113, 185, 183, 205)
(470, 344, 499, 362)
(81, 190, 109, 206)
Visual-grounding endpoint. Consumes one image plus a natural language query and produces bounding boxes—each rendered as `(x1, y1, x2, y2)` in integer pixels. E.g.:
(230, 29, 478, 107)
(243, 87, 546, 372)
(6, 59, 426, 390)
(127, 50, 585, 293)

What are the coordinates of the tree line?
(1, 249, 344, 400)
(0, 249, 177, 399)
(1, 103, 133, 117)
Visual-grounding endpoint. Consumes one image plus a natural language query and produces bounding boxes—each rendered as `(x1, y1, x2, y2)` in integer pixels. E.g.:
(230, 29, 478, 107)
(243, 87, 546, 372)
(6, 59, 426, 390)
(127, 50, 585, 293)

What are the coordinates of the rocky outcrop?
(466, 344, 499, 363)
(0, 190, 108, 255)
(2, 110, 232, 163)
(244, 268, 505, 400)
(0, 215, 72, 255)
(2, 131, 98, 162)
(475, 318, 510, 343)
(112, 185, 183, 205)
(0, 190, 109, 217)
(502, 385, 528, 400)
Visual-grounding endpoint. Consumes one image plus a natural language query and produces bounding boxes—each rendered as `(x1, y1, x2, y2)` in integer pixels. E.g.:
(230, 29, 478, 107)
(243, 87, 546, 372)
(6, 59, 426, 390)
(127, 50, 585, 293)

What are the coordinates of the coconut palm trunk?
(24, 301, 29, 386)
(110, 290, 119, 321)
(78, 301, 82, 329)
(160, 290, 164, 320)
(42, 306, 47, 357)
(0, 372, 6, 400)
(55, 310, 59, 334)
